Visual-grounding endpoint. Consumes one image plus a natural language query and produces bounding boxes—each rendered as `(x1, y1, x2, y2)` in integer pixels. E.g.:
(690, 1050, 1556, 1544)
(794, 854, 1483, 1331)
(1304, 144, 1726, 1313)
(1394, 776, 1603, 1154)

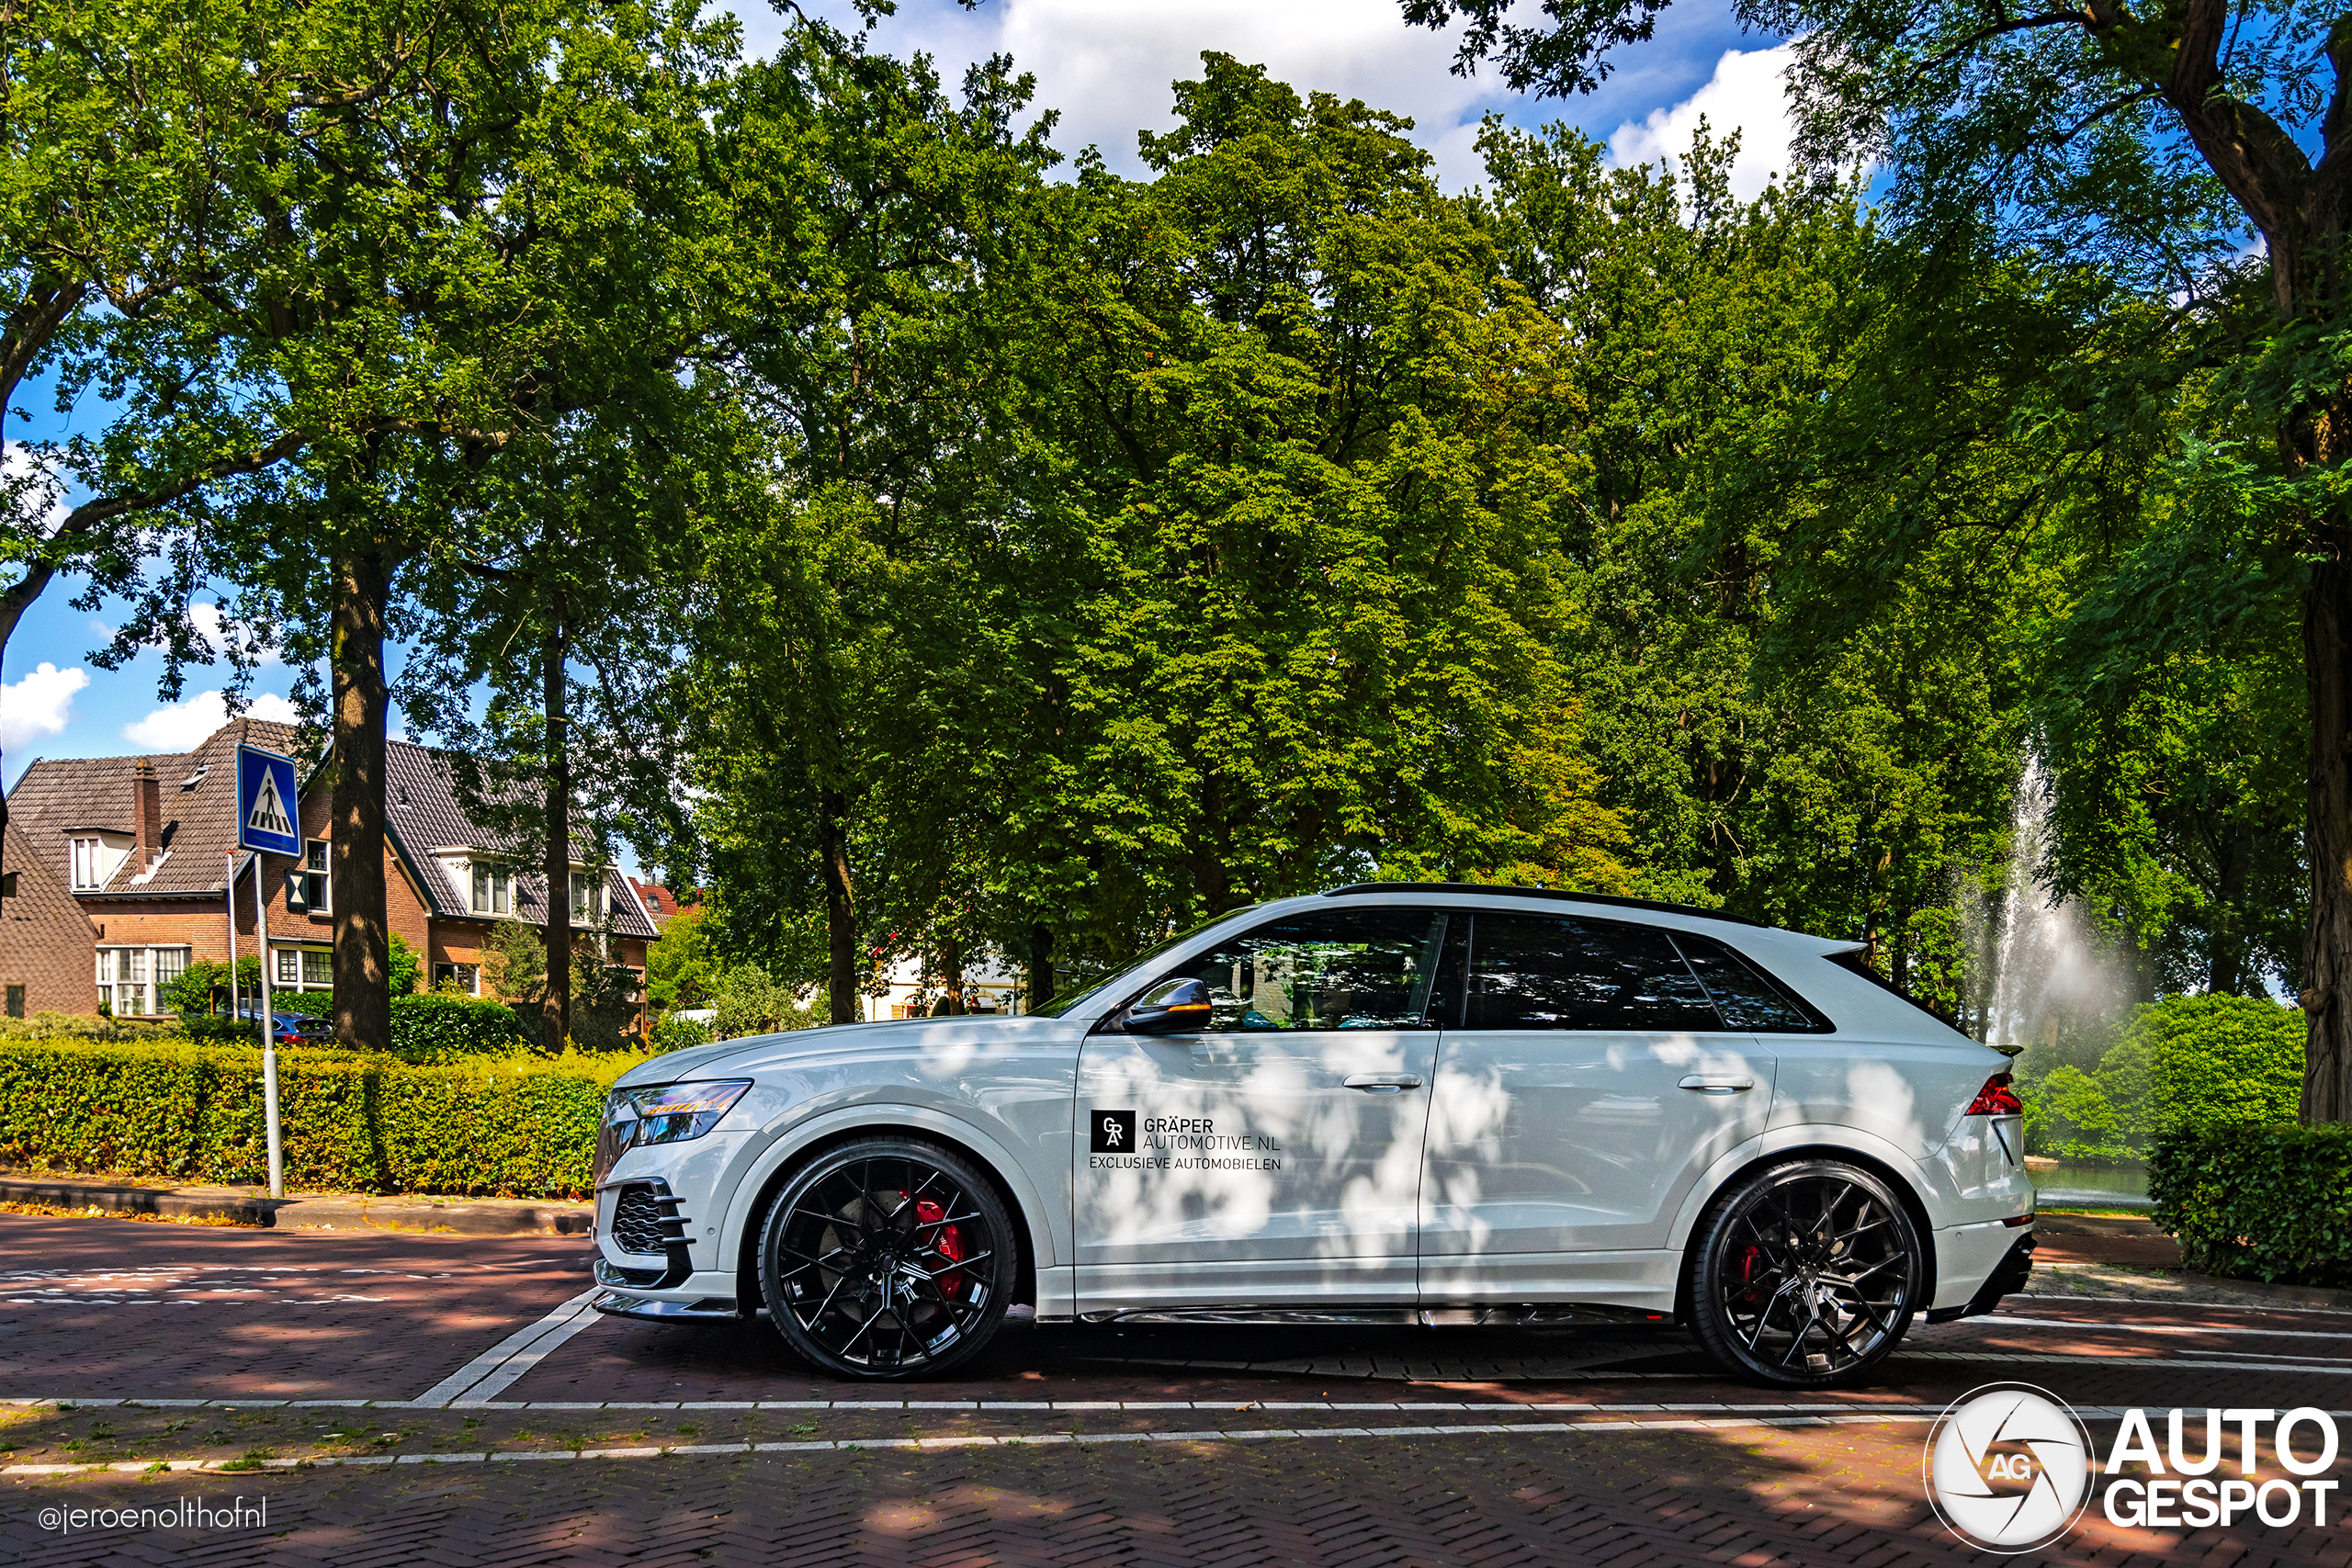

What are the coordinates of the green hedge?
(390, 994, 529, 1062)
(0, 1039, 645, 1197)
(2149, 1124, 2352, 1286)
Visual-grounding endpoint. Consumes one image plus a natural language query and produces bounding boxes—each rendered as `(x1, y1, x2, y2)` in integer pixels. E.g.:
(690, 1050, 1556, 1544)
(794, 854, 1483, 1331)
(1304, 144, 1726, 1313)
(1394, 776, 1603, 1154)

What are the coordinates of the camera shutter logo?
(1923, 1383, 2097, 1552)
(1091, 1111, 1136, 1155)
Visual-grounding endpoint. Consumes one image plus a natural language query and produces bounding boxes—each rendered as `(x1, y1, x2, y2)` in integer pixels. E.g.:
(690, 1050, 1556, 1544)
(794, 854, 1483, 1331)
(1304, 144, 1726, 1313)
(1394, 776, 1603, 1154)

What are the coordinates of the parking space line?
(1893, 1349, 2352, 1375)
(409, 1288, 603, 1407)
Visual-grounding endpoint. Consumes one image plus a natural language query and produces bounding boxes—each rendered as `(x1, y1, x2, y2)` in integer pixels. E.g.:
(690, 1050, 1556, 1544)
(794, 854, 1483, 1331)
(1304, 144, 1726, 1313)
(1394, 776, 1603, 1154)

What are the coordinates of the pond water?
(2030, 1160, 2150, 1208)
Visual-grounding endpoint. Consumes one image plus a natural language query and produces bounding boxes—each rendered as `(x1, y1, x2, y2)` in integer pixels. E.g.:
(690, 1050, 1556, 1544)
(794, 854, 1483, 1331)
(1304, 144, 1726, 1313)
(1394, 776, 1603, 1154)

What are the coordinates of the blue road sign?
(236, 746, 301, 856)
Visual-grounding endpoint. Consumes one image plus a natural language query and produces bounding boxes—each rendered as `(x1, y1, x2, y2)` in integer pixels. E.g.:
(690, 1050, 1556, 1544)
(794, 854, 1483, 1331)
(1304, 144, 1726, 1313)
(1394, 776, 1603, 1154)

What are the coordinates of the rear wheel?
(757, 1137, 1016, 1381)
(1686, 1158, 1921, 1388)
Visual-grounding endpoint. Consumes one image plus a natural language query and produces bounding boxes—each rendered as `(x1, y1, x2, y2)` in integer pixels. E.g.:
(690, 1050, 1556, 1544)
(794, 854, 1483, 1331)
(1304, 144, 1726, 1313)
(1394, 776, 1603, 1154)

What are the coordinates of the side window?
(1156, 908, 1449, 1031)
(1464, 914, 1721, 1032)
(1673, 931, 1833, 1032)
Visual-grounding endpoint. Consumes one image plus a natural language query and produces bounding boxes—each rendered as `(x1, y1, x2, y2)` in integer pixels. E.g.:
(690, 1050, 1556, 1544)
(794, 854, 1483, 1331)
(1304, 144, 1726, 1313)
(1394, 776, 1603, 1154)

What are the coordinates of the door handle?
(1679, 1075, 1754, 1093)
(1343, 1074, 1423, 1093)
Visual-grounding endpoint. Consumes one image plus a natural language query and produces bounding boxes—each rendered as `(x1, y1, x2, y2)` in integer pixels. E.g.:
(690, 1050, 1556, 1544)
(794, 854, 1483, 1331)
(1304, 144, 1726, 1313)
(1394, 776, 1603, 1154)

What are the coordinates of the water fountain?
(1981, 756, 2128, 1055)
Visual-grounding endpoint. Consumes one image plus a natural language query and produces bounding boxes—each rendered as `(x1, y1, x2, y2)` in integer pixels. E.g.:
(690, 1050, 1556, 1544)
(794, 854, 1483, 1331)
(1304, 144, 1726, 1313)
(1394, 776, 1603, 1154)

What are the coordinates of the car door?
(1419, 913, 1779, 1307)
(1074, 906, 1449, 1312)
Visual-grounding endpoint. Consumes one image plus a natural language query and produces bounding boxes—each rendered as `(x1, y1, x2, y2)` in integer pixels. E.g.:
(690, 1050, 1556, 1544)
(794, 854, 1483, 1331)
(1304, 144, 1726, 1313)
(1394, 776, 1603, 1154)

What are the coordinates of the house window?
(5, 985, 22, 1019)
(571, 871, 602, 925)
(301, 949, 332, 987)
(300, 840, 329, 912)
(276, 948, 300, 987)
(433, 962, 480, 996)
(470, 863, 511, 916)
(70, 838, 104, 891)
(95, 946, 187, 1016)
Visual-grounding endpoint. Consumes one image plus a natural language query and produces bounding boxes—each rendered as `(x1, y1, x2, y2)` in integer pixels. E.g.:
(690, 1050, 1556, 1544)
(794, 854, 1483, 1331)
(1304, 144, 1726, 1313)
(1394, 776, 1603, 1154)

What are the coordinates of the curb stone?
(0, 1173, 591, 1236)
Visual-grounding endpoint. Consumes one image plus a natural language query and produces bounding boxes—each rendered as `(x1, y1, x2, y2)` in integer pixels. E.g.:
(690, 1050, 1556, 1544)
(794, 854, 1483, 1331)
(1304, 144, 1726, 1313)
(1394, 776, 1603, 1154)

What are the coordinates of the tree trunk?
(819, 787, 856, 1024)
(330, 547, 393, 1054)
(939, 930, 965, 1015)
(1026, 921, 1053, 1015)
(2303, 547, 2352, 1122)
(2209, 830, 2248, 997)
(543, 606, 571, 1052)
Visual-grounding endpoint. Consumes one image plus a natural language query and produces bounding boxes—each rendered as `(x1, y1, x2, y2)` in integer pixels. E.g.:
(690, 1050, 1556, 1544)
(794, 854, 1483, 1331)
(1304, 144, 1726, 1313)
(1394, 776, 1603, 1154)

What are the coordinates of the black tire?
(757, 1136, 1016, 1381)
(1685, 1158, 1922, 1388)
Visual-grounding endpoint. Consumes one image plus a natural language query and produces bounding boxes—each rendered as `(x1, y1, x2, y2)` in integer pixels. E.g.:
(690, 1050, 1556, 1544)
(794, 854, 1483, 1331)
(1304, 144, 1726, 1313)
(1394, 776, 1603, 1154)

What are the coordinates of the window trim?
(70, 836, 105, 891)
(94, 943, 190, 1018)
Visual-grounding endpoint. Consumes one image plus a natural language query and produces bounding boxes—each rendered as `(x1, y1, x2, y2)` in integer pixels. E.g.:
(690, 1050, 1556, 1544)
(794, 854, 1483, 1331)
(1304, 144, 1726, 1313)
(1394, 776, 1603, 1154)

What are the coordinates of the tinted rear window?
(1671, 932, 1833, 1032)
(1826, 949, 1955, 1029)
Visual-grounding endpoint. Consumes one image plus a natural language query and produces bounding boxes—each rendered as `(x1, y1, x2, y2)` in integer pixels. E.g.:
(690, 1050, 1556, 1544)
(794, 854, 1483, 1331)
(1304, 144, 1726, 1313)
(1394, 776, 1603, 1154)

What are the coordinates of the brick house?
(0, 719, 658, 1020)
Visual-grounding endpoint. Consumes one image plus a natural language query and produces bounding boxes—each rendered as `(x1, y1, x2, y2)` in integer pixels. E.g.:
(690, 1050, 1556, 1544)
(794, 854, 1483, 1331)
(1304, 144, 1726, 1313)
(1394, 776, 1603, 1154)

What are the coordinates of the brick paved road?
(1, 1214, 2346, 1566)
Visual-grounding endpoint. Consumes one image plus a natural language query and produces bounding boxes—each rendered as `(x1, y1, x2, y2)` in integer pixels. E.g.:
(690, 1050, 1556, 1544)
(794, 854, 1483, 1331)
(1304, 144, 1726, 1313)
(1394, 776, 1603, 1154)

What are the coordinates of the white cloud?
(122, 690, 301, 751)
(1606, 43, 1798, 202)
(758, 0, 1505, 186)
(0, 661, 89, 753)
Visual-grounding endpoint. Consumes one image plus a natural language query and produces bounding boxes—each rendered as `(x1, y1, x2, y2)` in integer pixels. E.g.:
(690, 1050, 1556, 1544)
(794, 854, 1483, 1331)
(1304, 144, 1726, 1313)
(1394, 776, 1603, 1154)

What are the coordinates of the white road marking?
(410, 1289, 605, 1407)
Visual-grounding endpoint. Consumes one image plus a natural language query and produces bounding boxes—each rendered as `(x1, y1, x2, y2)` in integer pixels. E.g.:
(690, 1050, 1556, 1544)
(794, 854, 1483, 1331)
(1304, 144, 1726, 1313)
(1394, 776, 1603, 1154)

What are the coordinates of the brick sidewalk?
(4, 1213, 2350, 1566)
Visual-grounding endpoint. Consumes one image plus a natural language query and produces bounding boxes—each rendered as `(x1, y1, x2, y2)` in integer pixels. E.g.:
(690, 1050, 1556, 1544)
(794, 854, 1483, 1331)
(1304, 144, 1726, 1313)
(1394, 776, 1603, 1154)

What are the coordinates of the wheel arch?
(1668, 1138, 1939, 1324)
(729, 1113, 1045, 1312)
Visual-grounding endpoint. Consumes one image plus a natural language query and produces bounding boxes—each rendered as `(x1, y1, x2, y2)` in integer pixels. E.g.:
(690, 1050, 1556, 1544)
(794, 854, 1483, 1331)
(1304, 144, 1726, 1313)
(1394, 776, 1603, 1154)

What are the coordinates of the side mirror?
(1122, 976, 1215, 1035)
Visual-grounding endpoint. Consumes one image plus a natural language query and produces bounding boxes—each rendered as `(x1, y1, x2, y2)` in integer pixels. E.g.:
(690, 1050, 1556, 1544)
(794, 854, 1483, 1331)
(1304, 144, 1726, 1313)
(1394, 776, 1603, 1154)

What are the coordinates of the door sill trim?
(1076, 1303, 1675, 1327)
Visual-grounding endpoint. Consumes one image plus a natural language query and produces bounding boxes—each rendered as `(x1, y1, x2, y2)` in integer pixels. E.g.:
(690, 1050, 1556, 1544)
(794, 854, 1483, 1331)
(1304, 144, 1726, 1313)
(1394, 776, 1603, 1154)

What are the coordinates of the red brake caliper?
(915, 1198, 966, 1299)
(1732, 1244, 1764, 1303)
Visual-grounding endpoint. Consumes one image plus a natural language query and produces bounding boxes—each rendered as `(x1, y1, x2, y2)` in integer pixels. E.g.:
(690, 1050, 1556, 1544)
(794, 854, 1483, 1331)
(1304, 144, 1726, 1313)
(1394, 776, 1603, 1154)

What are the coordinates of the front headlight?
(609, 1080, 752, 1148)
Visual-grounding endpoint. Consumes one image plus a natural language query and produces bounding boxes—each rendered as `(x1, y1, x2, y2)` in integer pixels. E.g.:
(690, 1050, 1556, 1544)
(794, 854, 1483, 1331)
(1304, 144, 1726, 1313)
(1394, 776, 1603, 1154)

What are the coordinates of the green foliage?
(650, 1013, 713, 1054)
(388, 933, 422, 998)
(708, 964, 816, 1041)
(2151, 1125, 2352, 1286)
(386, 995, 528, 1065)
(2121, 993, 2305, 1135)
(483, 920, 548, 1005)
(0, 1040, 640, 1197)
(2018, 993, 2303, 1158)
(0, 1012, 184, 1044)
(162, 959, 261, 1018)
(644, 905, 712, 1013)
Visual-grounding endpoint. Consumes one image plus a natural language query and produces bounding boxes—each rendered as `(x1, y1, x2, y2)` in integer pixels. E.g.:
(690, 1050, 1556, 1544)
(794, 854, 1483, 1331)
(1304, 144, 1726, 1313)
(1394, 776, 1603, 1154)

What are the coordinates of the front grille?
(609, 1185, 669, 1256)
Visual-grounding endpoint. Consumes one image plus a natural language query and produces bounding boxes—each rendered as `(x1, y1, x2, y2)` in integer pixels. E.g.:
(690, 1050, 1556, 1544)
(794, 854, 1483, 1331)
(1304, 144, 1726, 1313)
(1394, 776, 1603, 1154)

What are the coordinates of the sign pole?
(255, 852, 282, 1200)
(225, 852, 239, 1023)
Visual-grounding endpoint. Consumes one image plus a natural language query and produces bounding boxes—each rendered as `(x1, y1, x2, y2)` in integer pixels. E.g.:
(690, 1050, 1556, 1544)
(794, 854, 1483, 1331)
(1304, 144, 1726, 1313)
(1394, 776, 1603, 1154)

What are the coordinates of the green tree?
(1405, 0, 2352, 1122)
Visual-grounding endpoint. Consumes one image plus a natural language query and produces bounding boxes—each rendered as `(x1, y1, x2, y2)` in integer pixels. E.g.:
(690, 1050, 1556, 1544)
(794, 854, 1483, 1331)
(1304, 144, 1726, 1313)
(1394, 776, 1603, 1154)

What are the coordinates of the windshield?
(1027, 908, 1256, 1018)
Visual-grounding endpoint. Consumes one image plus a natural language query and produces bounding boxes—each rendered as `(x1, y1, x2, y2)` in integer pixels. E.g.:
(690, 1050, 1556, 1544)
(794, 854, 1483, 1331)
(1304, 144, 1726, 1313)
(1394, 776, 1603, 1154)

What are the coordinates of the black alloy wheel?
(1686, 1158, 1922, 1388)
(758, 1136, 1016, 1381)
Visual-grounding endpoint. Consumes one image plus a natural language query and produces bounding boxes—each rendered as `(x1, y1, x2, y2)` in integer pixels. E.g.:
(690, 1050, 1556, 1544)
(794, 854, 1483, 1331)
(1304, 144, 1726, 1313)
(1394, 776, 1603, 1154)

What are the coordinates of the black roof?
(1320, 882, 1765, 929)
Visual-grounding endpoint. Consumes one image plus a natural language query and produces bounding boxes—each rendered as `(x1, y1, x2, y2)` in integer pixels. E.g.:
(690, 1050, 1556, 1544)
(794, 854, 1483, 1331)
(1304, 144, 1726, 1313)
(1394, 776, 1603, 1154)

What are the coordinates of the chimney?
(132, 761, 160, 872)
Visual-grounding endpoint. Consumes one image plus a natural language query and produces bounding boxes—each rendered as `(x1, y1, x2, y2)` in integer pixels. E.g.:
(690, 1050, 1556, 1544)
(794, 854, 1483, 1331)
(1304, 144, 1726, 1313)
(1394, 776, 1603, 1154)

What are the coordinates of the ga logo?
(1923, 1383, 2097, 1553)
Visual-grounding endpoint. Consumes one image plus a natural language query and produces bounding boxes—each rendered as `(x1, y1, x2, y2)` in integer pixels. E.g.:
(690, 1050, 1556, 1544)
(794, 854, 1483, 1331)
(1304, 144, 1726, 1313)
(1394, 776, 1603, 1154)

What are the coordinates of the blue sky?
(1, 0, 1795, 788)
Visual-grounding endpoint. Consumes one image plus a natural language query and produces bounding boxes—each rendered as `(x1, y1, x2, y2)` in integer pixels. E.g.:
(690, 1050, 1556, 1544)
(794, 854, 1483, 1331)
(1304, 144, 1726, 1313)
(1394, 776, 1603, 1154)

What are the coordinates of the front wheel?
(1685, 1158, 1922, 1388)
(757, 1137, 1017, 1381)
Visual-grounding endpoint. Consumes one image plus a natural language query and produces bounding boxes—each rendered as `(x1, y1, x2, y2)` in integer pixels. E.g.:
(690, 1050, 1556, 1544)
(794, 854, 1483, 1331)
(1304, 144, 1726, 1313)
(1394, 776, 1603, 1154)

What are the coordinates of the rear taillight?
(1965, 1073, 2022, 1116)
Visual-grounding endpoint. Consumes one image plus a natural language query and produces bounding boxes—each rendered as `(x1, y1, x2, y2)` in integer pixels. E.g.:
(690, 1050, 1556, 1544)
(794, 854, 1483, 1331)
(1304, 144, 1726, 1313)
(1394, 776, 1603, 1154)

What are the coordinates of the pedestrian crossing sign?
(236, 745, 301, 856)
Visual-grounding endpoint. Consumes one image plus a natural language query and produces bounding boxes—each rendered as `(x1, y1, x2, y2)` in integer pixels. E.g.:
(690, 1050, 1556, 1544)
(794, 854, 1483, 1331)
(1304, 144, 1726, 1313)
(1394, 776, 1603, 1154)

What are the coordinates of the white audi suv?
(590, 884, 2035, 1386)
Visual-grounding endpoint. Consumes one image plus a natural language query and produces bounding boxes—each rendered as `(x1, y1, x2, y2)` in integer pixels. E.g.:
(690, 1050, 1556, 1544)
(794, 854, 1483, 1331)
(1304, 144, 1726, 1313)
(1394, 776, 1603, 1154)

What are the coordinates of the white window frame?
(432, 961, 481, 996)
(71, 837, 104, 891)
(570, 870, 605, 926)
(470, 863, 512, 917)
(95, 944, 189, 1017)
(300, 839, 330, 913)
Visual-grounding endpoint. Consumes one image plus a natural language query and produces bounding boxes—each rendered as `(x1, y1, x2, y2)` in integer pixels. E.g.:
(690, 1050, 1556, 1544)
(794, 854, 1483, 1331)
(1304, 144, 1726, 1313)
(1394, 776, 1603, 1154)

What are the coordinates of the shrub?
(2018, 993, 2302, 1159)
(650, 1013, 712, 1054)
(0, 1011, 184, 1044)
(388, 932, 422, 998)
(709, 964, 817, 1040)
(387, 994, 528, 1063)
(2150, 1124, 2352, 1286)
(0, 1038, 644, 1196)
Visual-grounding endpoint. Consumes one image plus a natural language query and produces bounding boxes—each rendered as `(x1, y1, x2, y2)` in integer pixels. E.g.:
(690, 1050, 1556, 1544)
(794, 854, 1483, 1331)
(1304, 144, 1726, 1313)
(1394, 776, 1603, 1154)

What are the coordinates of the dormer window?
(70, 838, 104, 890)
(571, 871, 604, 925)
(470, 863, 512, 916)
